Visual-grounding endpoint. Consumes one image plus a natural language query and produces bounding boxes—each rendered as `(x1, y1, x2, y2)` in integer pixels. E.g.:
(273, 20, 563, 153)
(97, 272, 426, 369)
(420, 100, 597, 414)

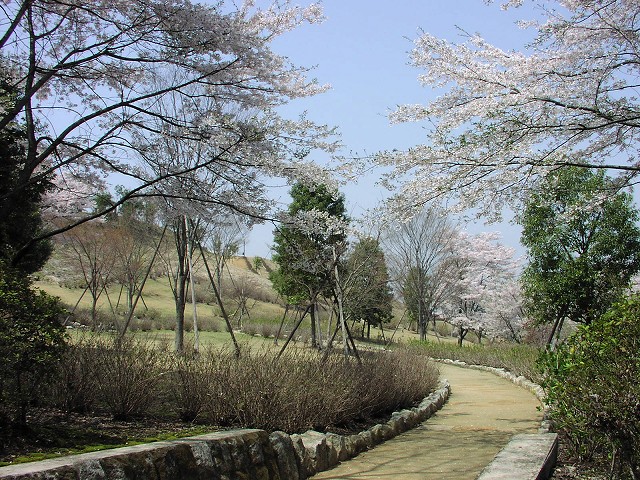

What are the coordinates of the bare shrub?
(165, 349, 218, 422)
(50, 334, 100, 414)
(69, 307, 118, 331)
(53, 336, 439, 434)
(89, 335, 165, 420)
(127, 317, 154, 332)
(198, 316, 221, 332)
(201, 347, 439, 433)
(192, 285, 214, 305)
(241, 322, 260, 336)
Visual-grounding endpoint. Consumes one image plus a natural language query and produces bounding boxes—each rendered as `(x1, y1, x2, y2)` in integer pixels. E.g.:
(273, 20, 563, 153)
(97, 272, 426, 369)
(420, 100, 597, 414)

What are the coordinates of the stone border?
(0, 381, 450, 480)
(283, 379, 450, 478)
(477, 433, 559, 480)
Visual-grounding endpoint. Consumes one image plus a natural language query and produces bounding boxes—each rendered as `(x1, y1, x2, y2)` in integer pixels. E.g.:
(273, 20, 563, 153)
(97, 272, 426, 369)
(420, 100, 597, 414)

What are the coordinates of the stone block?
(325, 434, 346, 463)
(299, 431, 331, 473)
(269, 431, 300, 480)
(477, 433, 558, 480)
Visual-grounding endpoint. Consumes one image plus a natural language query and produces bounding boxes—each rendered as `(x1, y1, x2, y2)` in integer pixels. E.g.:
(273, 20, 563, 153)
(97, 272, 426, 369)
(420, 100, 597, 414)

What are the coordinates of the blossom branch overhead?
(376, 0, 640, 221)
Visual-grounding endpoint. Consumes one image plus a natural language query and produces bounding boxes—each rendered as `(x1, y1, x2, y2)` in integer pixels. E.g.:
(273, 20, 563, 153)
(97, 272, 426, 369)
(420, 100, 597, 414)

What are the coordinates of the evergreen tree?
(519, 167, 640, 342)
(0, 76, 51, 274)
(270, 183, 347, 347)
(343, 237, 393, 339)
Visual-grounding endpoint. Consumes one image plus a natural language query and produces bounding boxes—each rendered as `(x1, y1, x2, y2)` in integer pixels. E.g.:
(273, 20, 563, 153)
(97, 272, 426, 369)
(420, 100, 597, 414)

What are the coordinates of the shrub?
(410, 340, 541, 382)
(0, 266, 66, 432)
(50, 336, 439, 435)
(539, 294, 640, 479)
(164, 349, 217, 422)
(201, 347, 439, 433)
(50, 334, 100, 414)
(89, 335, 165, 420)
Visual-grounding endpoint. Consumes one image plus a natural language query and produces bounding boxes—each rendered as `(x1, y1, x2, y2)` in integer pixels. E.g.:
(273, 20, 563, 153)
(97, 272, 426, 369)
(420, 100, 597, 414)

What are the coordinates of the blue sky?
(245, 1, 538, 258)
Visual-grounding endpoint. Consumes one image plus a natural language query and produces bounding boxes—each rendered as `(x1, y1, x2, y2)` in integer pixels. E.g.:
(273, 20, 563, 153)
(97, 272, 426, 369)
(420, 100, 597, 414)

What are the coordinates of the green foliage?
(539, 295, 640, 478)
(270, 183, 347, 304)
(520, 167, 640, 326)
(0, 78, 51, 274)
(343, 237, 393, 336)
(0, 265, 66, 431)
(410, 340, 542, 383)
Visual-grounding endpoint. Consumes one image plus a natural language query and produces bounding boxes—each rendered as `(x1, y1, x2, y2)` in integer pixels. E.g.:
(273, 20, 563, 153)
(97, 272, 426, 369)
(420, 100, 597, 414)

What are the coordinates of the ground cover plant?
(0, 334, 439, 465)
(409, 339, 542, 383)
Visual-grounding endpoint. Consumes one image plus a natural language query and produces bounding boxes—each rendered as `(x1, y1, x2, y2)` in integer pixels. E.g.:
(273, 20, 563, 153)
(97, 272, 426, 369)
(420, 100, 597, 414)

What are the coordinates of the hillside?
(35, 237, 289, 335)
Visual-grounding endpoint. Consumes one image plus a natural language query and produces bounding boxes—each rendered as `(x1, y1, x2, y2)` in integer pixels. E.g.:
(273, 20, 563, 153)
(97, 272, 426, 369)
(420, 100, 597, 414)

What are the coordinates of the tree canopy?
(0, 76, 51, 274)
(270, 183, 347, 305)
(376, 0, 640, 220)
(342, 237, 393, 338)
(385, 206, 458, 341)
(520, 167, 640, 334)
(0, 0, 336, 255)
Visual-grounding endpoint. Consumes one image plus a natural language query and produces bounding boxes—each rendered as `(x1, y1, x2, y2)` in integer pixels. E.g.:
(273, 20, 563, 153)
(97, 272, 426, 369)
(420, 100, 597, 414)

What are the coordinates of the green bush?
(539, 295, 640, 479)
(0, 266, 66, 433)
(410, 340, 542, 382)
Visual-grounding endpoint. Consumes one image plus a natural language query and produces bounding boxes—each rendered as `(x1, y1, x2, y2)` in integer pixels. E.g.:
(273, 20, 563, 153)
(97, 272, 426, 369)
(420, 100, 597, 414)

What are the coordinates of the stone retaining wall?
(0, 381, 450, 480)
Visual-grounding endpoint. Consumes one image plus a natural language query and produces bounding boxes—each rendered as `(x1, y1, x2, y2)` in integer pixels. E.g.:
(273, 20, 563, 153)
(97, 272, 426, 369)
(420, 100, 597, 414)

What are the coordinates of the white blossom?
(376, 0, 640, 220)
(1, 0, 336, 243)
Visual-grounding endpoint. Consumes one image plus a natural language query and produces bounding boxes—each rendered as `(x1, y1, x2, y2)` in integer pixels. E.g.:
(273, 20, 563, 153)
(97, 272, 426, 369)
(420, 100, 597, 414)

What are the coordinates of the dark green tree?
(0, 78, 51, 274)
(270, 183, 347, 347)
(343, 237, 393, 339)
(0, 265, 66, 431)
(0, 72, 66, 437)
(519, 167, 640, 343)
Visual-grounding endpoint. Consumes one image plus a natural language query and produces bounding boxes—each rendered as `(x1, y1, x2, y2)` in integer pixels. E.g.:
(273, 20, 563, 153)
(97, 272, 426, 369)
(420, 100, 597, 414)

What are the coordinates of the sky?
(244, 1, 539, 259)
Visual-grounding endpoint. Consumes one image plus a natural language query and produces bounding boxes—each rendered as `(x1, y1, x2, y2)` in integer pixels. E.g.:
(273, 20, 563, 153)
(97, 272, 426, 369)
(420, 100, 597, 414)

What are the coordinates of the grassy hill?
(34, 238, 438, 347)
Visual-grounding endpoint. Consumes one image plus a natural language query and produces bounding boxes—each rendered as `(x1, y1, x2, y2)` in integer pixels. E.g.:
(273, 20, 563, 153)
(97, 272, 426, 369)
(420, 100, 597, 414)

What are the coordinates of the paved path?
(311, 363, 543, 480)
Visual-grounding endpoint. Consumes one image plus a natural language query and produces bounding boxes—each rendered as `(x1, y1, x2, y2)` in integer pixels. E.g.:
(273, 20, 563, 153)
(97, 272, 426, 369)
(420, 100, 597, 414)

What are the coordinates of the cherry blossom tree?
(480, 278, 526, 342)
(444, 232, 520, 345)
(1, 0, 337, 263)
(378, 0, 640, 220)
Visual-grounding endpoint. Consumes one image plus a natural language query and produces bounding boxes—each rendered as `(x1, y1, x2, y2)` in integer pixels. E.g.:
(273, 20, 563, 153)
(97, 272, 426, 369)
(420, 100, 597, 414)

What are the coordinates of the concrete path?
(311, 363, 543, 480)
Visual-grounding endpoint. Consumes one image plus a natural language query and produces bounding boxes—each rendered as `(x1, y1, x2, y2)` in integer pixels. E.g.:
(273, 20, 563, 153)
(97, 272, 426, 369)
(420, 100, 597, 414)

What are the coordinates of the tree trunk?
(310, 302, 318, 348)
(458, 326, 468, 347)
(175, 272, 186, 352)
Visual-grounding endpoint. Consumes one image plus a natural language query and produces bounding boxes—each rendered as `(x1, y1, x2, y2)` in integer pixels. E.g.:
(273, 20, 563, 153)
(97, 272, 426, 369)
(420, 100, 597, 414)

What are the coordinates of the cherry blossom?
(1, 0, 337, 249)
(377, 0, 640, 221)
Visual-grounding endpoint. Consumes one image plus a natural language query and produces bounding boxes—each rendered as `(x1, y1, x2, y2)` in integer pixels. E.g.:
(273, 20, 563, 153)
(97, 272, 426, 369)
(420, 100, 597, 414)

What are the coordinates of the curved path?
(311, 363, 543, 480)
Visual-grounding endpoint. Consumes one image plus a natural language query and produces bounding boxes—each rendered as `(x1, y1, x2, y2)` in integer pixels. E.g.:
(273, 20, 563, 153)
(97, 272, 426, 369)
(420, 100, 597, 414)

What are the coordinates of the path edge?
(0, 381, 451, 480)
(435, 358, 558, 480)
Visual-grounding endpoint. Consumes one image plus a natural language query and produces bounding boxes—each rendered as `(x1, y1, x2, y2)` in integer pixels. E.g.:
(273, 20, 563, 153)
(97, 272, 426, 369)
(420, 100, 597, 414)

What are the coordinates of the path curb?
(477, 433, 558, 480)
(435, 358, 558, 479)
